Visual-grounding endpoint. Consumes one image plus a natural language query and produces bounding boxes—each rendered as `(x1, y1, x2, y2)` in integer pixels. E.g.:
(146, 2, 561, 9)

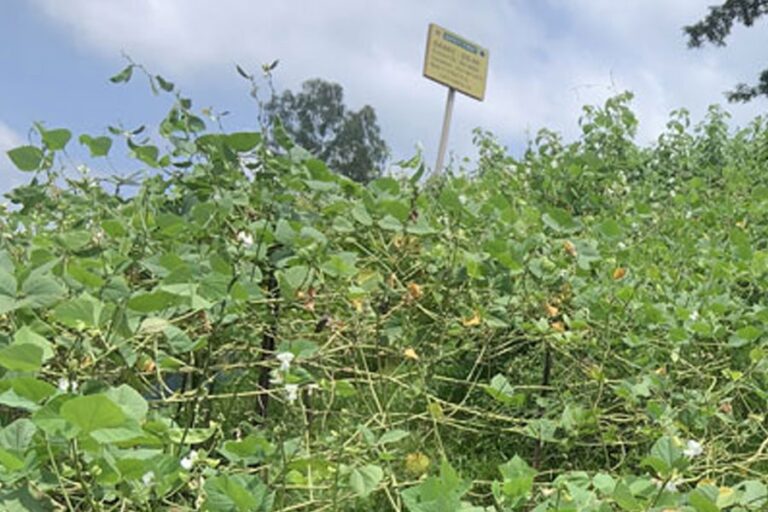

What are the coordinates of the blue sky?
(2, 0, 767, 193)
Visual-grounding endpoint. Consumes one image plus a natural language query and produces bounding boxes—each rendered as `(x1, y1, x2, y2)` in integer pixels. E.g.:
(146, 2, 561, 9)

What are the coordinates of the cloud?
(30, 0, 768, 167)
(0, 122, 29, 194)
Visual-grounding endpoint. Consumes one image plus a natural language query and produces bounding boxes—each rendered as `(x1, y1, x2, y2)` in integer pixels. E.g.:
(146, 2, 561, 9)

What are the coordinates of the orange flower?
(612, 267, 627, 280)
(550, 321, 565, 333)
(407, 282, 423, 301)
(544, 303, 559, 318)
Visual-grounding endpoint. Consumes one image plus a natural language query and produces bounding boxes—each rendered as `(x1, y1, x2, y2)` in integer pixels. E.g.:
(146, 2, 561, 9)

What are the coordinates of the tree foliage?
(264, 79, 389, 183)
(685, 0, 768, 101)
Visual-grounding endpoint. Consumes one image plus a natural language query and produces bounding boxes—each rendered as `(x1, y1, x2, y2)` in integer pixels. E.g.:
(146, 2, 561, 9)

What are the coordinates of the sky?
(1, 0, 768, 193)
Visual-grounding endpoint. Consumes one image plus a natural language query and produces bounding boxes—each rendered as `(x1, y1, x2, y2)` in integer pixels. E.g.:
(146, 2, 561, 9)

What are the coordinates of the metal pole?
(433, 87, 456, 177)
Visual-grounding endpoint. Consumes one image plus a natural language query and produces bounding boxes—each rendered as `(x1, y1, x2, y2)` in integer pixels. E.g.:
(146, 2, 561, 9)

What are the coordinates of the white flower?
(141, 471, 155, 485)
(236, 231, 254, 247)
(276, 351, 295, 372)
(284, 384, 299, 403)
(269, 370, 283, 385)
(57, 378, 79, 393)
(180, 450, 199, 470)
(683, 439, 703, 458)
(653, 478, 680, 492)
(689, 310, 699, 322)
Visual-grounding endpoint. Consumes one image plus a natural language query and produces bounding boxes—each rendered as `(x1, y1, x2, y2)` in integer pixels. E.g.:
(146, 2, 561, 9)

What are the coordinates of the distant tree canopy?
(264, 79, 388, 183)
(684, 0, 768, 102)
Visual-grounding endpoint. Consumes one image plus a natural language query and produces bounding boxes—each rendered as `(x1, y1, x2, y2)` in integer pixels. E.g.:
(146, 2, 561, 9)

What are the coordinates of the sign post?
(434, 87, 456, 179)
(423, 23, 489, 177)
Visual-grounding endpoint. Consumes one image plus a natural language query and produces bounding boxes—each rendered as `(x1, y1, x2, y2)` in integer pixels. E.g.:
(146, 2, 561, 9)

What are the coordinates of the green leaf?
(401, 460, 471, 512)
(204, 474, 269, 512)
(349, 464, 383, 498)
(155, 75, 174, 92)
(60, 394, 127, 434)
(41, 128, 72, 150)
(321, 252, 358, 278)
(351, 204, 373, 226)
(0, 269, 16, 315)
(110, 65, 134, 83)
(542, 207, 581, 233)
(642, 436, 683, 478)
(0, 344, 43, 372)
(52, 293, 104, 329)
(8, 377, 56, 403)
(7, 146, 43, 171)
(226, 132, 261, 152)
(612, 481, 642, 511)
(689, 488, 720, 512)
(484, 374, 525, 406)
(13, 326, 53, 361)
(279, 265, 311, 293)
(496, 455, 536, 501)
(163, 324, 196, 354)
(127, 290, 182, 313)
(79, 134, 112, 157)
(133, 145, 160, 168)
(729, 325, 762, 347)
(219, 434, 274, 464)
(0, 419, 37, 453)
(0, 447, 24, 471)
(379, 215, 403, 232)
(21, 273, 65, 309)
(597, 219, 624, 239)
(105, 385, 148, 421)
(737, 480, 767, 508)
(168, 425, 216, 444)
(377, 429, 409, 445)
(89, 421, 144, 444)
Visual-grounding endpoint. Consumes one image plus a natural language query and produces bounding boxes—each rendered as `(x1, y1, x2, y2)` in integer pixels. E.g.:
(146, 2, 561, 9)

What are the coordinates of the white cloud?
(0, 122, 28, 194)
(31, 0, 768, 168)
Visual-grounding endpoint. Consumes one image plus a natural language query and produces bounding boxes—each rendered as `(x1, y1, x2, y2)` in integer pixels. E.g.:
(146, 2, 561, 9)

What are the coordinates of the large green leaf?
(60, 394, 127, 434)
(127, 290, 182, 313)
(204, 474, 270, 512)
(0, 344, 43, 372)
(79, 134, 112, 157)
(7, 146, 43, 171)
(21, 273, 65, 309)
(40, 128, 72, 150)
(105, 385, 148, 421)
(349, 464, 383, 498)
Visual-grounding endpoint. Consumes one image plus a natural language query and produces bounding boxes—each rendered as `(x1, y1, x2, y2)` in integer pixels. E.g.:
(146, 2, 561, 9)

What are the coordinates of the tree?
(684, 0, 768, 102)
(264, 79, 388, 182)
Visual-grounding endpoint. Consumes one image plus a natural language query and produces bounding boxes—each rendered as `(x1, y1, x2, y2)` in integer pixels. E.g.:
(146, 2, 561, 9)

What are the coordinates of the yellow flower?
(405, 452, 430, 476)
(462, 312, 481, 327)
(403, 348, 420, 361)
(563, 240, 577, 257)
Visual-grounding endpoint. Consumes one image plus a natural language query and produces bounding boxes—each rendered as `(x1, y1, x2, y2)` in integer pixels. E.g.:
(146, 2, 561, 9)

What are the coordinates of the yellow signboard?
(423, 23, 489, 101)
